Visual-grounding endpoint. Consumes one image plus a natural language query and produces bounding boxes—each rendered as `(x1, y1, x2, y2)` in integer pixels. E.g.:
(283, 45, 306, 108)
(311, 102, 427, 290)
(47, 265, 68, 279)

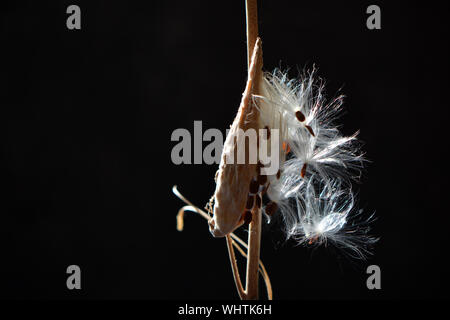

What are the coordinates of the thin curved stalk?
(226, 235, 246, 300)
(173, 186, 273, 300)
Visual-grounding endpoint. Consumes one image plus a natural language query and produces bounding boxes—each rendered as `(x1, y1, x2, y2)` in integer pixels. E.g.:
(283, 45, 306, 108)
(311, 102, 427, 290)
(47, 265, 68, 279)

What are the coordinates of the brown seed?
(305, 125, 315, 137)
(246, 195, 254, 210)
(255, 194, 262, 208)
(276, 169, 281, 180)
(243, 211, 252, 225)
(301, 163, 308, 178)
(264, 126, 271, 140)
(282, 142, 291, 154)
(257, 174, 267, 185)
(308, 235, 319, 245)
(208, 218, 215, 229)
(265, 201, 278, 216)
(295, 110, 306, 122)
(256, 161, 264, 175)
(249, 179, 259, 194)
(261, 182, 270, 195)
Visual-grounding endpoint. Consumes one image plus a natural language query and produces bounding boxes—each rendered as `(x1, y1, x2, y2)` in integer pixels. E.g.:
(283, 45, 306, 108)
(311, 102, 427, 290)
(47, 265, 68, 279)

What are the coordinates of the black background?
(1, 0, 449, 300)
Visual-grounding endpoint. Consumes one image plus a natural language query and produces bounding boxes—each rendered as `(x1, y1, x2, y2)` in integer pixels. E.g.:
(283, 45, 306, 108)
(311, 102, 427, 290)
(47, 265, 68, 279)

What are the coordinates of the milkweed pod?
(209, 38, 263, 237)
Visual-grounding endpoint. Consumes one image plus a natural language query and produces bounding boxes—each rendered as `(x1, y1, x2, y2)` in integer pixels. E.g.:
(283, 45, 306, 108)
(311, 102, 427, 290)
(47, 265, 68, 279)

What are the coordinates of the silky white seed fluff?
(254, 68, 376, 258)
(259, 68, 364, 191)
(290, 177, 377, 259)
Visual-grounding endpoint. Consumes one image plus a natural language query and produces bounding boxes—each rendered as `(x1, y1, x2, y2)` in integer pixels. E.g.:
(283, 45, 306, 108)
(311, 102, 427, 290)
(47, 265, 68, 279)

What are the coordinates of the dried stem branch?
(246, 0, 259, 69)
(243, 0, 263, 301)
(226, 235, 246, 300)
(229, 235, 272, 300)
(245, 206, 262, 299)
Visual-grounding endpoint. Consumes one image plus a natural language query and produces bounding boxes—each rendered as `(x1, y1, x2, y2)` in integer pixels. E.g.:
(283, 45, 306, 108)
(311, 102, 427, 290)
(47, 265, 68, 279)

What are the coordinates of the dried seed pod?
(209, 38, 263, 237)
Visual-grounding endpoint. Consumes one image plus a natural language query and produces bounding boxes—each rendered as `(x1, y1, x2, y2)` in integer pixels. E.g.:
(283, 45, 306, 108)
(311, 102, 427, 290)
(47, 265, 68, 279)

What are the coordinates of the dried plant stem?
(243, 0, 263, 301)
(246, 0, 259, 68)
(244, 206, 262, 299)
(226, 235, 246, 300)
(228, 235, 272, 300)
